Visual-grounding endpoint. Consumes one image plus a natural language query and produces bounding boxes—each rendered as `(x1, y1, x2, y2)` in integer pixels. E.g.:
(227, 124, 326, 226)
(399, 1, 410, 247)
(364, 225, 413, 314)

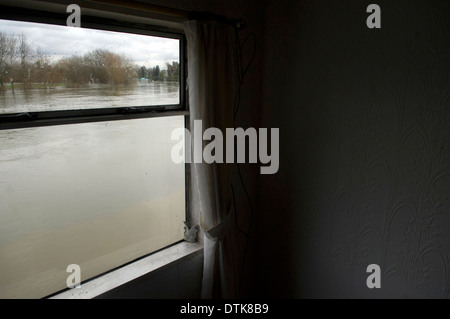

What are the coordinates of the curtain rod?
(86, 0, 246, 29)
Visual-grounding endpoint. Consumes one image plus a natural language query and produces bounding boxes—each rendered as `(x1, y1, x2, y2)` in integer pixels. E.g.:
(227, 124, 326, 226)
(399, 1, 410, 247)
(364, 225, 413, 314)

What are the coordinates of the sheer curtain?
(184, 19, 238, 299)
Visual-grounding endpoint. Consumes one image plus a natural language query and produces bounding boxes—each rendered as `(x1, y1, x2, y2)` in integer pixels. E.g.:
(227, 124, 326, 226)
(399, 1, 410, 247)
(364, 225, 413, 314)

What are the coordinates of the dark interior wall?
(257, 0, 450, 298)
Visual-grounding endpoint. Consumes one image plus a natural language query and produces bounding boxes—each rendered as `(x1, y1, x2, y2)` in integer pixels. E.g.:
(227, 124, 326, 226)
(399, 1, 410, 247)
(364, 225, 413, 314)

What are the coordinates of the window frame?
(0, 4, 188, 131)
(0, 4, 193, 298)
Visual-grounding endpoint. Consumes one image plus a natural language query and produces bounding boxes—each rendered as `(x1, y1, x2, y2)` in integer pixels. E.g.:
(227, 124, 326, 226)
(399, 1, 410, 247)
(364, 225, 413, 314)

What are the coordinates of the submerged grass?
(0, 82, 66, 91)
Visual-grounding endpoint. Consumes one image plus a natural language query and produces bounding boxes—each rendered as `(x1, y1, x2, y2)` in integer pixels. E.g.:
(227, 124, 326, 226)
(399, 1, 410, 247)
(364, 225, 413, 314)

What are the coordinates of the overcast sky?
(0, 19, 179, 69)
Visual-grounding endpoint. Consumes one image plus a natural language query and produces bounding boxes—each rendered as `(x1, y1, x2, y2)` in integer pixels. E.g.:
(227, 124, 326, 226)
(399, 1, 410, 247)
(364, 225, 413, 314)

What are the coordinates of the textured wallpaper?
(258, 0, 450, 298)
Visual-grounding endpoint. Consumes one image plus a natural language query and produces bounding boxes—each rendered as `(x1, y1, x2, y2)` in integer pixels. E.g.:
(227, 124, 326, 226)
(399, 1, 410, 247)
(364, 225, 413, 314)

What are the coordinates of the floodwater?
(0, 81, 180, 113)
(0, 83, 185, 298)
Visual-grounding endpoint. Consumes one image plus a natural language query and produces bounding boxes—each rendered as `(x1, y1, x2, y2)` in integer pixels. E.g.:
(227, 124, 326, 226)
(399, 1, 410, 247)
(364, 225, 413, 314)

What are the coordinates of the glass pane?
(0, 19, 180, 114)
(0, 116, 185, 298)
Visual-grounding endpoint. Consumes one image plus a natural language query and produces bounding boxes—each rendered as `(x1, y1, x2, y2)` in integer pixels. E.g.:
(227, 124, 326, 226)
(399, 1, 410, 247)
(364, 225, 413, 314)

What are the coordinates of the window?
(0, 8, 188, 299)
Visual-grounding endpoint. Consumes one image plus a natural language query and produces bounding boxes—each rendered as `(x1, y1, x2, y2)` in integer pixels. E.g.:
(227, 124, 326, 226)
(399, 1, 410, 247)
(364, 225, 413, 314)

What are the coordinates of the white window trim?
(49, 242, 203, 299)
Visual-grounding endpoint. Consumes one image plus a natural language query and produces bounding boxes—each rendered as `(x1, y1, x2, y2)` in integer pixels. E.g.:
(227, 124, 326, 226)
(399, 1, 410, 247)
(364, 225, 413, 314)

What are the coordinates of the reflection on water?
(0, 81, 179, 113)
(0, 116, 185, 298)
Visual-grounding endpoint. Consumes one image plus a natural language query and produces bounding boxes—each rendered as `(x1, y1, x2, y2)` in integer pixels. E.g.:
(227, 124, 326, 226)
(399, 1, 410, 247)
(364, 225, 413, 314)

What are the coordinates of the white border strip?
(49, 242, 203, 299)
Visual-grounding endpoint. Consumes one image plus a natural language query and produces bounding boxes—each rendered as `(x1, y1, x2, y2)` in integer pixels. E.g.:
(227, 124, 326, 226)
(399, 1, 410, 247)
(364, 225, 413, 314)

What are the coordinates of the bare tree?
(7, 35, 18, 93)
(0, 33, 17, 90)
(165, 61, 179, 81)
(57, 55, 89, 87)
(85, 49, 134, 85)
(0, 32, 7, 90)
(33, 47, 52, 86)
(2, 36, 136, 89)
(0, 32, 19, 93)
(18, 34, 33, 89)
(85, 49, 109, 83)
(105, 52, 134, 85)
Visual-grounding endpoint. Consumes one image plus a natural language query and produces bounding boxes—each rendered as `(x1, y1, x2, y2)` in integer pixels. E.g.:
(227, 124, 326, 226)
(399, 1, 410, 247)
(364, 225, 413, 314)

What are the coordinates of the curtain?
(184, 20, 238, 299)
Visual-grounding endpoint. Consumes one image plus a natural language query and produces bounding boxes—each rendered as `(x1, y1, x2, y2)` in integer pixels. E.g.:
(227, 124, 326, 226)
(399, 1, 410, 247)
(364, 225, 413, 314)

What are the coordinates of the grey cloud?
(0, 19, 179, 68)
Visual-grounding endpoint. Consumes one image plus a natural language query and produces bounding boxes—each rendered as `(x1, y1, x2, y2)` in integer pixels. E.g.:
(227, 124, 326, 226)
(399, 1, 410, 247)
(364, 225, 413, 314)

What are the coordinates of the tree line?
(137, 61, 179, 82)
(0, 32, 179, 91)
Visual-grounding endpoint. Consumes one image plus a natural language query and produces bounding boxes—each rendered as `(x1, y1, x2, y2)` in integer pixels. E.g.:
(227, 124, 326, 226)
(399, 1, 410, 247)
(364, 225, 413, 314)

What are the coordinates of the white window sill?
(49, 241, 203, 299)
